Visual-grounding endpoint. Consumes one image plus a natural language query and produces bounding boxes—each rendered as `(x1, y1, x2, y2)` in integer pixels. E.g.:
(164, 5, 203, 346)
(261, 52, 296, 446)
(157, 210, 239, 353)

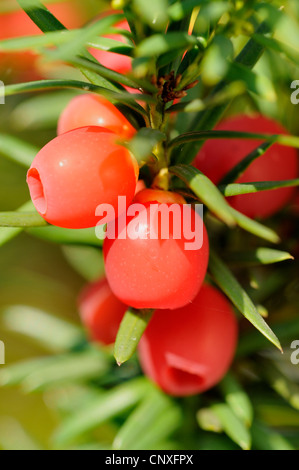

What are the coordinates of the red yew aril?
(194, 114, 299, 219)
(57, 94, 136, 139)
(103, 191, 209, 310)
(138, 284, 238, 396)
(27, 127, 139, 229)
(78, 278, 127, 345)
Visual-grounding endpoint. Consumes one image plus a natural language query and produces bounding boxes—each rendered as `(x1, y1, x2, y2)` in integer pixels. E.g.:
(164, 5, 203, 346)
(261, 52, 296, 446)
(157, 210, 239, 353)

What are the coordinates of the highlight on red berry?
(78, 278, 127, 346)
(27, 126, 139, 229)
(103, 190, 209, 310)
(194, 114, 299, 219)
(138, 284, 238, 397)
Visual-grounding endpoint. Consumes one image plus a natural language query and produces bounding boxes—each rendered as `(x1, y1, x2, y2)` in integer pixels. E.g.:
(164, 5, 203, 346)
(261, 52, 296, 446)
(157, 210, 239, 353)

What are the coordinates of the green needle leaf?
(114, 308, 154, 366)
(17, 0, 65, 32)
(169, 164, 236, 227)
(227, 248, 294, 266)
(1, 306, 84, 353)
(219, 141, 273, 186)
(169, 130, 299, 150)
(27, 225, 104, 247)
(0, 133, 38, 167)
(53, 378, 150, 445)
(47, 14, 124, 61)
(211, 403, 252, 450)
(16, 0, 121, 90)
(252, 422, 294, 451)
(113, 390, 182, 450)
(5, 80, 151, 116)
(220, 178, 299, 197)
(229, 208, 280, 244)
(209, 250, 283, 352)
(22, 349, 110, 393)
(261, 360, 299, 411)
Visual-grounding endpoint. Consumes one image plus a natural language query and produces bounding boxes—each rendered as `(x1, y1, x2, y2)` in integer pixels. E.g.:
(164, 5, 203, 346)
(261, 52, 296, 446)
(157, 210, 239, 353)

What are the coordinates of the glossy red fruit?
(194, 114, 299, 219)
(57, 94, 136, 139)
(138, 284, 238, 396)
(27, 127, 139, 229)
(90, 18, 132, 75)
(103, 191, 209, 310)
(78, 278, 127, 345)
